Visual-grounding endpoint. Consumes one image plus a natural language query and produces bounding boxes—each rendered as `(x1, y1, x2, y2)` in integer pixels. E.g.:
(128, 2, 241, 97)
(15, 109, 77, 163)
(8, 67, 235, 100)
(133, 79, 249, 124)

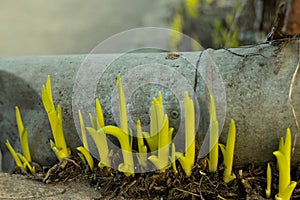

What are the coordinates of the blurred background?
(0, 0, 281, 56)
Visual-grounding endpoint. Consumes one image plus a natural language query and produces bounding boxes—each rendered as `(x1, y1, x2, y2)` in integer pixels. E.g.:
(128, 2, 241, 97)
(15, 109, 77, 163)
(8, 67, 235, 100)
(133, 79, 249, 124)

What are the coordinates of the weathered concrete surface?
(0, 39, 299, 172)
(0, 173, 101, 199)
(212, 41, 300, 166)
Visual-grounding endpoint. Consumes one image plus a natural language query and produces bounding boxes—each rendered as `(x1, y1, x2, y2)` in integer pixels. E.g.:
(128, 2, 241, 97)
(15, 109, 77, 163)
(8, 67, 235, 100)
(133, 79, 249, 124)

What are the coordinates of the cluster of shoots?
(207, 95, 237, 183)
(77, 75, 196, 177)
(208, 95, 297, 199)
(5, 107, 35, 173)
(5, 75, 297, 199)
(6, 75, 196, 177)
(265, 128, 297, 200)
(6, 75, 72, 174)
(42, 76, 71, 163)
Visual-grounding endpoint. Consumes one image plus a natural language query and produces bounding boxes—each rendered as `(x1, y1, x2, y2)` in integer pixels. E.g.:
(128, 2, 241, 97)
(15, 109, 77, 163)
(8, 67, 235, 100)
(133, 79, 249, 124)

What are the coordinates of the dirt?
(3, 155, 300, 200)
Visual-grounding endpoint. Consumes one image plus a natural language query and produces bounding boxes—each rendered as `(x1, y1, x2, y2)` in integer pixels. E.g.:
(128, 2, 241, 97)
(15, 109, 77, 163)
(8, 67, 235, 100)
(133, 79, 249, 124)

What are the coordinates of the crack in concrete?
(194, 51, 203, 92)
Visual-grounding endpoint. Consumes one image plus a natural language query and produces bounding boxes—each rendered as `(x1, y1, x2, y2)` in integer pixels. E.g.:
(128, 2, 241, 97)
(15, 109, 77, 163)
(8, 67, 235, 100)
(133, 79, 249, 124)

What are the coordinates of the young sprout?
(265, 162, 271, 198)
(79, 110, 89, 151)
(273, 128, 297, 200)
(42, 75, 70, 161)
(86, 113, 111, 169)
(5, 140, 25, 171)
(148, 115, 172, 171)
(77, 110, 94, 171)
(5, 140, 35, 174)
(147, 92, 174, 171)
(17, 153, 35, 174)
(102, 125, 134, 176)
(5, 107, 35, 173)
(15, 106, 31, 162)
(86, 126, 111, 169)
(87, 74, 134, 176)
(77, 98, 106, 171)
(276, 137, 284, 170)
(136, 120, 148, 168)
(208, 95, 219, 172)
(175, 92, 195, 177)
(219, 119, 236, 183)
(144, 91, 164, 152)
(77, 146, 94, 171)
(171, 143, 178, 174)
(95, 98, 105, 128)
(116, 74, 128, 134)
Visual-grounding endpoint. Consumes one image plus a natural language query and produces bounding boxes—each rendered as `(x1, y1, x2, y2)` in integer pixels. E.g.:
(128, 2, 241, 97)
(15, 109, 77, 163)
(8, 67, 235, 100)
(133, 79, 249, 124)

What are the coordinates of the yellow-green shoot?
(17, 153, 35, 173)
(102, 125, 134, 176)
(148, 115, 172, 171)
(97, 75, 134, 176)
(77, 98, 108, 171)
(136, 120, 148, 168)
(5, 107, 35, 173)
(276, 137, 284, 170)
(5, 140, 24, 170)
(15, 106, 31, 162)
(208, 95, 219, 172)
(77, 110, 94, 171)
(86, 126, 111, 169)
(77, 146, 94, 171)
(117, 74, 129, 134)
(273, 128, 297, 200)
(42, 75, 70, 161)
(171, 143, 178, 174)
(219, 119, 236, 183)
(144, 91, 164, 152)
(175, 92, 195, 177)
(85, 98, 111, 169)
(265, 162, 271, 198)
(5, 140, 34, 173)
(148, 92, 174, 171)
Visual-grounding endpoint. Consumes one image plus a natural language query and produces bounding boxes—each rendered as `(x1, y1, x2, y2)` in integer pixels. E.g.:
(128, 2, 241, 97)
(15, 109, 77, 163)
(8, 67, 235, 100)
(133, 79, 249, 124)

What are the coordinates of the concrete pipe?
(0, 39, 299, 172)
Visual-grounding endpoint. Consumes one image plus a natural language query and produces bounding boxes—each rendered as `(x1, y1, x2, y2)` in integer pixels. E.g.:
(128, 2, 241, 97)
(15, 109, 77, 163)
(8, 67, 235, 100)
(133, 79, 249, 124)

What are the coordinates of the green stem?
(219, 119, 236, 183)
(95, 98, 105, 128)
(146, 91, 164, 152)
(137, 120, 147, 167)
(15, 106, 31, 162)
(42, 76, 70, 161)
(148, 115, 171, 171)
(208, 95, 218, 172)
(86, 127, 111, 168)
(175, 92, 195, 177)
(117, 74, 128, 134)
(273, 128, 296, 199)
(78, 110, 89, 151)
(77, 146, 94, 171)
(102, 125, 134, 176)
(5, 140, 24, 170)
(265, 162, 271, 198)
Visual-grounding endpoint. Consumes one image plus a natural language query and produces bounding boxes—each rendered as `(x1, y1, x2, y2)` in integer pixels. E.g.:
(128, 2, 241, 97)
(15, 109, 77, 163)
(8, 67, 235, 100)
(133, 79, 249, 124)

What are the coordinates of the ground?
(0, 173, 101, 200)
(2, 156, 300, 200)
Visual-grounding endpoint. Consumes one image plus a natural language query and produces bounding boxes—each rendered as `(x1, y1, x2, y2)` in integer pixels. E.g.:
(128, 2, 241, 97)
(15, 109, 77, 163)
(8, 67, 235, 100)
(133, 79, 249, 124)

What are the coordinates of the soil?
(2, 155, 300, 200)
